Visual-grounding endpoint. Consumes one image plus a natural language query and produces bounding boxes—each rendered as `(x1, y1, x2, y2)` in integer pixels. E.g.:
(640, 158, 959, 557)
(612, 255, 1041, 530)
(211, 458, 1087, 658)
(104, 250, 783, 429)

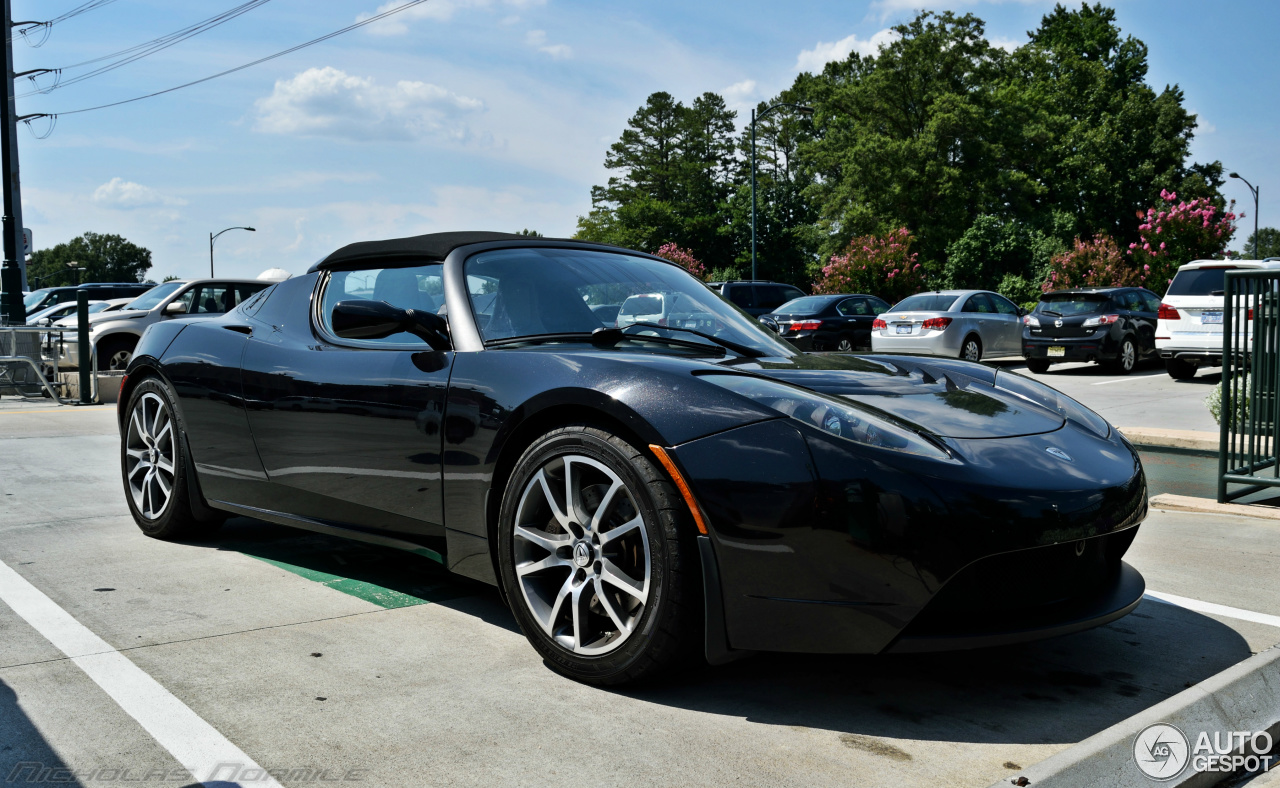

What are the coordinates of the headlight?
(994, 370, 1110, 438)
(700, 374, 952, 460)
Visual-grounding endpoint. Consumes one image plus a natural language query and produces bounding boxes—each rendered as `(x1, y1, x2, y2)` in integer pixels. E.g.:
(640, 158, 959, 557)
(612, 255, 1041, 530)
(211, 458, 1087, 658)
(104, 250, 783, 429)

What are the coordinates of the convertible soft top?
(310, 231, 609, 272)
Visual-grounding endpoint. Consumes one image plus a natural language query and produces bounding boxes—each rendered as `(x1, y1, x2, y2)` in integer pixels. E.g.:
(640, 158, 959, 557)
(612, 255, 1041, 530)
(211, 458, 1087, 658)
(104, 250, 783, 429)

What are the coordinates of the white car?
(48, 298, 134, 328)
(1155, 259, 1280, 379)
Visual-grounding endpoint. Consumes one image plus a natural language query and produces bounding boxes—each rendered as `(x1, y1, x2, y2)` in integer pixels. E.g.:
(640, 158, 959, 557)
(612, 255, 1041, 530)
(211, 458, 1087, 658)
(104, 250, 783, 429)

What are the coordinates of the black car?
(1023, 287, 1162, 375)
(766, 293, 890, 351)
(120, 232, 1147, 685)
(24, 282, 154, 315)
(709, 280, 806, 317)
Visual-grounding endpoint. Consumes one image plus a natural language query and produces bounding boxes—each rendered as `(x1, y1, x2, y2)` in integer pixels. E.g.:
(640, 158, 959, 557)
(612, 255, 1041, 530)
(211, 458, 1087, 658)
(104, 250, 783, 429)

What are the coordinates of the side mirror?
(331, 299, 451, 351)
(1018, 307, 1029, 317)
(164, 301, 188, 315)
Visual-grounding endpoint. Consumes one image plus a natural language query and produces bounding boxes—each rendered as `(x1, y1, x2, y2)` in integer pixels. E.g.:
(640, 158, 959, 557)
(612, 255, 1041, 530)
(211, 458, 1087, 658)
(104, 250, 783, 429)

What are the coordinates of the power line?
(12, 0, 122, 46)
(45, 0, 433, 117)
(17, 0, 275, 98)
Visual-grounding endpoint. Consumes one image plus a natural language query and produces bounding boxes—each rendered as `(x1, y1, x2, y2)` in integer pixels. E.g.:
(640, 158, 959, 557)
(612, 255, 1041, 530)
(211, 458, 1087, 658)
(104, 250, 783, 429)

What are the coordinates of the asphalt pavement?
(0, 401, 1276, 787)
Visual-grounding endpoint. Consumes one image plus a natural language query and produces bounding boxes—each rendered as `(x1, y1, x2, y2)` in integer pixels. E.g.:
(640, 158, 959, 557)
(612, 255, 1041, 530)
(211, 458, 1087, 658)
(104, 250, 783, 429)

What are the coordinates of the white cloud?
(92, 178, 187, 209)
(987, 35, 1022, 52)
(526, 29, 572, 59)
(358, 0, 545, 35)
(796, 29, 900, 72)
(253, 67, 484, 142)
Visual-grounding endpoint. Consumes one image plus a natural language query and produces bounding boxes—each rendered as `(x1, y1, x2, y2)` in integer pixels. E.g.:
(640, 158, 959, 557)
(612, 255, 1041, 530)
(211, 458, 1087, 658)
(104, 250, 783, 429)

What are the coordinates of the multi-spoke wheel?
(120, 378, 223, 540)
(1105, 337, 1136, 375)
(961, 335, 983, 362)
(125, 391, 176, 520)
(498, 425, 698, 685)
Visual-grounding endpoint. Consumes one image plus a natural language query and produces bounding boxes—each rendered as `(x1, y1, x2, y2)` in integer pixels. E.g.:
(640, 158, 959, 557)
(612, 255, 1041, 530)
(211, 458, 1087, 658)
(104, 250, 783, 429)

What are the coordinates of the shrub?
(1206, 375, 1248, 427)
(705, 265, 742, 283)
(1042, 235, 1142, 292)
(813, 228, 927, 303)
(654, 243, 706, 280)
(1129, 190, 1237, 295)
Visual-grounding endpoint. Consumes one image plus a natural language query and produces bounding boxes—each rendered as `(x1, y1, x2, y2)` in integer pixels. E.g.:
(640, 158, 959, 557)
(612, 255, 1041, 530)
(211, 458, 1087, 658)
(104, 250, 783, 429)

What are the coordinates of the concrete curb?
(989, 645, 1280, 788)
(1150, 494, 1280, 522)
(1120, 427, 1219, 453)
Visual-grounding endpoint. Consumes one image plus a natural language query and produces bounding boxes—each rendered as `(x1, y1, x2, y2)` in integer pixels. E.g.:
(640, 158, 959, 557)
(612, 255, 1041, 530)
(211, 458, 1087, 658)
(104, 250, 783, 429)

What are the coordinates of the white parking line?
(1145, 590, 1280, 629)
(0, 558, 283, 787)
(1091, 373, 1169, 386)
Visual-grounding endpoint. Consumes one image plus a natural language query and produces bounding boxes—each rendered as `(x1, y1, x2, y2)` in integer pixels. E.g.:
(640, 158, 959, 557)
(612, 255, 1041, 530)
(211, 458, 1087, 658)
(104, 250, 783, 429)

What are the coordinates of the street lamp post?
(66, 260, 80, 286)
(209, 226, 256, 278)
(750, 102, 813, 282)
(1229, 173, 1260, 258)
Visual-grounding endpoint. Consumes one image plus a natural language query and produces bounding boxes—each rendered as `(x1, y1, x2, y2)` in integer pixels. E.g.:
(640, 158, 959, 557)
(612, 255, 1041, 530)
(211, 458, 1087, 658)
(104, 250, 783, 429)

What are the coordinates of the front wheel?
(98, 335, 137, 372)
(497, 425, 699, 685)
(960, 335, 983, 362)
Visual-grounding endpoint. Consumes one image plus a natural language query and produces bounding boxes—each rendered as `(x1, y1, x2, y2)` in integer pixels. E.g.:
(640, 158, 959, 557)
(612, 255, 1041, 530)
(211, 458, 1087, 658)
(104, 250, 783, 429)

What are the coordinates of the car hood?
(88, 309, 149, 325)
(720, 353, 1066, 439)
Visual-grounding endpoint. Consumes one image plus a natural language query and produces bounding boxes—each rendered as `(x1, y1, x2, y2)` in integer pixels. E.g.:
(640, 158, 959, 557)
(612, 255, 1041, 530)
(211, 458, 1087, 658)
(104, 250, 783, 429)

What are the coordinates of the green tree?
(27, 232, 152, 288)
(943, 214, 1069, 293)
(1244, 228, 1280, 259)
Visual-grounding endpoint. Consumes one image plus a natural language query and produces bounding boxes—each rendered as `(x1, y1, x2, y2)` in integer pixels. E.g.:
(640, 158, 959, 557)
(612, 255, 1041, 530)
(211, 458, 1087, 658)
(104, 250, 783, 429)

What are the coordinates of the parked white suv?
(53, 278, 273, 370)
(1155, 259, 1280, 379)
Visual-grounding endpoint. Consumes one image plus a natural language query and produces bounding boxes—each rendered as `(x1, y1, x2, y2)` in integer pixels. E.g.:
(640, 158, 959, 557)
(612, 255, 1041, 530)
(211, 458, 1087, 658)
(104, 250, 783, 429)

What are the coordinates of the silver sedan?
(870, 290, 1026, 362)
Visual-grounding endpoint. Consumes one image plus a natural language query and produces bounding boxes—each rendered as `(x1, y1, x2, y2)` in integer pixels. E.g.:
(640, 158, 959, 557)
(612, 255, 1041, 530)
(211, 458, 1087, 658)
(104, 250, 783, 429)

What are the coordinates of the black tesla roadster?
(118, 232, 1147, 685)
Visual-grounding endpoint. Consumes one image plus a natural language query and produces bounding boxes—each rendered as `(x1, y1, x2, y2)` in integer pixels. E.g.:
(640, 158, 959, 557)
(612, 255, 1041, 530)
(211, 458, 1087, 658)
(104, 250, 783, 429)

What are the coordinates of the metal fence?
(0, 325, 97, 403)
(1217, 269, 1280, 501)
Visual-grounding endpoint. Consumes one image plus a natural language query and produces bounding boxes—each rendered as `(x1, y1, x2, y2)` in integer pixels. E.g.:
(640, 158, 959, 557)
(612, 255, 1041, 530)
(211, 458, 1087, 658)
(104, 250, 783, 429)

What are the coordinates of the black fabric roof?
(309, 231, 592, 272)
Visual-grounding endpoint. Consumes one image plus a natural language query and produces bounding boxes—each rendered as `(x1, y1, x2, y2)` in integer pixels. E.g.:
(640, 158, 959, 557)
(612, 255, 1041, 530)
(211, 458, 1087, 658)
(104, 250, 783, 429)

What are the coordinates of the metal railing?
(0, 325, 99, 403)
(1217, 269, 1280, 501)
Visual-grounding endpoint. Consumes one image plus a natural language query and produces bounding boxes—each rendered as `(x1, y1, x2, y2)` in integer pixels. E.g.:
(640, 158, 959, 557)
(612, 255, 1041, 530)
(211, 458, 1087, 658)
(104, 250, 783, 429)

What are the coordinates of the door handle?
(224, 324, 253, 336)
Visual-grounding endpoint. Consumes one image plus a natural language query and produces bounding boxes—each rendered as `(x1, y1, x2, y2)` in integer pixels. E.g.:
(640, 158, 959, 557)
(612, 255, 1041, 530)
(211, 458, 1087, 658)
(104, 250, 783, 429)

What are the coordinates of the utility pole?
(0, 0, 28, 324)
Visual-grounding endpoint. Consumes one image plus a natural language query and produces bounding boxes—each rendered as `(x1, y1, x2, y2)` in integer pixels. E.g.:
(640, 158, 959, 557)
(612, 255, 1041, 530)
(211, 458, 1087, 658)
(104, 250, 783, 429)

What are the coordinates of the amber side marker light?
(649, 444, 710, 536)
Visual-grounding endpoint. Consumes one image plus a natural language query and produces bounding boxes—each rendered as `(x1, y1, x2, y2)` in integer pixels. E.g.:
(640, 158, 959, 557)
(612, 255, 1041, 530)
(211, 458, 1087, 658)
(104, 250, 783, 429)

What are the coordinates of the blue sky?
(12, 0, 1280, 281)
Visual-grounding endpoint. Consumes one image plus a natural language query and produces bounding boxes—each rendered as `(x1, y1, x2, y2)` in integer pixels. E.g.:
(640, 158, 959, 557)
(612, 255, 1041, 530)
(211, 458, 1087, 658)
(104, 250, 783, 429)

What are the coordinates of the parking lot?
(1, 369, 1277, 788)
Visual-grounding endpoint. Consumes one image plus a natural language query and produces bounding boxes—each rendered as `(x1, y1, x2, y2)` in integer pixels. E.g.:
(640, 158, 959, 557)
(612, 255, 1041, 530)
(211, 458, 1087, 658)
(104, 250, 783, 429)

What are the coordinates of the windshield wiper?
(604, 322, 765, 358)
(485, 331, 727, 356)
(1040, 309, 1062, 317)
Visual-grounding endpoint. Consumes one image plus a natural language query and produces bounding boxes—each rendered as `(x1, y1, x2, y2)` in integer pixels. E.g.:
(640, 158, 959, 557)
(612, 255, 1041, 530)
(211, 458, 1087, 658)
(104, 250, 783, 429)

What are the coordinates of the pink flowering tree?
(1128, 190, 1237, 295)
(1042, 235, 1142, 292)
(654, 243, 705, 280)
(813, 228, 928, 302)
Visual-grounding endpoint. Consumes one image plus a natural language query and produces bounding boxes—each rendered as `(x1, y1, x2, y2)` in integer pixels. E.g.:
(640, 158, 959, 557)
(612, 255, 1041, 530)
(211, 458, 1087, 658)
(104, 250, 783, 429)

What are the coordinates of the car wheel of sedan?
(960, 335, 983, 362)
(836, 335, 854, 352)
(1166, 358, 1197, 380)
(1105, 337, 1137, 375)
(498, 424, 698, 685)
(121, 379, 222, 540)
(1026, 358, 1050, 374)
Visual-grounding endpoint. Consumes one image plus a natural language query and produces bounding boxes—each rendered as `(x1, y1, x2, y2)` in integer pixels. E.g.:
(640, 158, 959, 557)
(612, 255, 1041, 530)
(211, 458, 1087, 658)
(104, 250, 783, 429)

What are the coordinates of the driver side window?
(320, 264, 446, 345)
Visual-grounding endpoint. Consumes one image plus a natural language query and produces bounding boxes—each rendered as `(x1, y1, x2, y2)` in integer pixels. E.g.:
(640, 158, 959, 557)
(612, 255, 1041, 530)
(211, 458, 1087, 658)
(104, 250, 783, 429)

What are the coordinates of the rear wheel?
(497, 424, 698, 685)
(1026, 358, 1051, 374)
(1166, 357, 1197, 380)
(121, 379, 223, 540)
(1104, 337, 1137, 375)
(960, 335, 983, 363)
(836, 335, 855, 352)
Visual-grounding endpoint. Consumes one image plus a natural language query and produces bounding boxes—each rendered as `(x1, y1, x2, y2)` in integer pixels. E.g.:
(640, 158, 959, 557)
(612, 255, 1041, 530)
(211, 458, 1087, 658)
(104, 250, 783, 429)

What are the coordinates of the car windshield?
(1166, 267, 1237, 297)
(465, 248, 796, 357)
(124, 282, 184, 311)
(892, 294, 958, 312)
(1036, 294, 1111, 315)
(773, 296, 833, 315)
(24, 289, 51, 309)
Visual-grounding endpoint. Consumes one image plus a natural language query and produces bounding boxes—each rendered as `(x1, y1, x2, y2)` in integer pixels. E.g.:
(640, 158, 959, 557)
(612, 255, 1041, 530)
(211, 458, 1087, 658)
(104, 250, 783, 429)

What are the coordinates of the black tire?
(497, 424, 699, 685)
(1026, 358, 1051, 374)
(98, 335, 137, 372)
(1166, 357, 1197, 380)
(835, 334, 855, 352)
(121, 378, 223, 540)
(960, 335, 983, 363)
(1103, 337, 1137, 375)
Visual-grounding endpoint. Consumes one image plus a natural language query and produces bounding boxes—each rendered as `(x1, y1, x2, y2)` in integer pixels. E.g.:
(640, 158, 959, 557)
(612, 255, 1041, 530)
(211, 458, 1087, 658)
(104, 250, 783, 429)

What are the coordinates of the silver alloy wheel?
(837, 337, 853, 351)
(124, 392, 177, 520)
(962, 338, 981, 362)
(1120, 340, 1135, 371)
(512, 454, 651, 656)
(108, 349, 132, 370)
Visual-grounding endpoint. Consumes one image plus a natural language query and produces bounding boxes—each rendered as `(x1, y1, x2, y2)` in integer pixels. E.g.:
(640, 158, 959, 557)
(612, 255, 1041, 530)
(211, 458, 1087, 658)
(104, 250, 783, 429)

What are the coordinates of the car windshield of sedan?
(773, 296, 833, 315)
(1035, 294, 1111, 315)
(466, 248, 796, 357)
(124, 282, 185, 311)
(892, 294, 958, 312)
(23, 289, 50, 310)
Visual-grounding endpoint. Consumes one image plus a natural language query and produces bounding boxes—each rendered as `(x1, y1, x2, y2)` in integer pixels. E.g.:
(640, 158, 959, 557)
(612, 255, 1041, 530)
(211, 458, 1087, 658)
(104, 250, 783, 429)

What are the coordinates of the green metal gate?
(1218, 269, 1280, 501)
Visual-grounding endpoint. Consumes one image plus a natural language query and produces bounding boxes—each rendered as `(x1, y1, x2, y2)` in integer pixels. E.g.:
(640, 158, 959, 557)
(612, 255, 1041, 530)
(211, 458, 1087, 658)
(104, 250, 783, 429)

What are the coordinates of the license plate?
(1202, 312, 1223, 324)
(684, 321, 699, 329)
(896, 324, 912, 334)
(1048, 346, 1065, 357)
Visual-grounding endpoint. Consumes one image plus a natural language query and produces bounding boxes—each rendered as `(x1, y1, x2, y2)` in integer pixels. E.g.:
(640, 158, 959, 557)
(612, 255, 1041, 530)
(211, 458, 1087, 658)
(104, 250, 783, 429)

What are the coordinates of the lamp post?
(750, 102, 813, 282)
(209, 226, 255, 278)
(66, 260, 80, 286)
(1229, 173, 1260, 258)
